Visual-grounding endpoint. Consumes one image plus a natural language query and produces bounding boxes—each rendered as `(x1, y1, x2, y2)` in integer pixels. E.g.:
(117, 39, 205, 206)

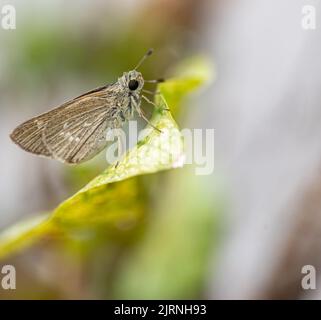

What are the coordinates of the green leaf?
(0, 56, 212, 260)
(0, 214, 54, 259)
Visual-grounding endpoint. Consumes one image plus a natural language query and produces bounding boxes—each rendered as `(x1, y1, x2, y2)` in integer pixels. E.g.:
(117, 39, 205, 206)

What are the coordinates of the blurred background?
(0, 0, 321, 299)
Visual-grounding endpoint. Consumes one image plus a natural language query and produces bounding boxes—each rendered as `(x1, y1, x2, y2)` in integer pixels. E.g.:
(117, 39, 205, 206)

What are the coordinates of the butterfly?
(10, 48, 164, 164)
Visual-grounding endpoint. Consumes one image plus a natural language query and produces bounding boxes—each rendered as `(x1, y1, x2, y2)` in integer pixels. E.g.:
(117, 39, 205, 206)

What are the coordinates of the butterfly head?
(120, 70, 144, 93)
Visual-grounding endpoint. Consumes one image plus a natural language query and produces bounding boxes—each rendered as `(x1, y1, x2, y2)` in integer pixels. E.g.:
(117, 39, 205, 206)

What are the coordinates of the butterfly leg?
(144, 79, 165, 84)
(142, 95, 170, 111)
(135, 103, 162, 133)
(141, 111, 162, 133)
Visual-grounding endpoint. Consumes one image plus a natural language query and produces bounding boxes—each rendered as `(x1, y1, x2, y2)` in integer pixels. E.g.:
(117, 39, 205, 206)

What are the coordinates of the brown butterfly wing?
(43, 96, 112, 164)
(10, 84, 121, 163)
(10, 112, 53, 157)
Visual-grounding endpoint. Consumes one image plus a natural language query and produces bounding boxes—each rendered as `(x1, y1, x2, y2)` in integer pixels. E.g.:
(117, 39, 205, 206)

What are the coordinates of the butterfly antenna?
(134, 48, 154, 70)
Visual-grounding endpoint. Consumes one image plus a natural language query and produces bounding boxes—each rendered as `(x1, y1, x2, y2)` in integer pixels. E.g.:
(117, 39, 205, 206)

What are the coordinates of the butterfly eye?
(128, 79, 139, 91)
